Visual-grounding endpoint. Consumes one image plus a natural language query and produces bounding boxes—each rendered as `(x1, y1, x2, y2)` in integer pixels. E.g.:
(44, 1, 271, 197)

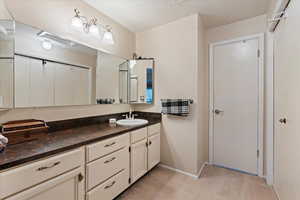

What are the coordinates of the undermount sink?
(116, 119, 149, 127)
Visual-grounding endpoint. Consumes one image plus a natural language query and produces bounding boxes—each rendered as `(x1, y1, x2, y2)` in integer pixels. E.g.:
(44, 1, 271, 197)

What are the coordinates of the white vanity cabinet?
(130, 124, 161, 184)
(130, 137, 148, 183)
(86, 133, 130, 200)
(0, 147, 85, 200)
(147, 123, 161, 170)
(0, 123, 161, 200)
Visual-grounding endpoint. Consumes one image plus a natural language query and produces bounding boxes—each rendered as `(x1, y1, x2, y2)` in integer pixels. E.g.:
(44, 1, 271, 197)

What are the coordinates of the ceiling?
(83, 0, 271, 32)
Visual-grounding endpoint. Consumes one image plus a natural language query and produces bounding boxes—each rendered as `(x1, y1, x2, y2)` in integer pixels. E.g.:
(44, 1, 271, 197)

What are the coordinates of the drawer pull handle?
(105, 142, 116, 147)
(104, 181, 116, 189)
(104, 157, 116, 164)
(37, 161, 61, 171)
(78, 173, 84, 182)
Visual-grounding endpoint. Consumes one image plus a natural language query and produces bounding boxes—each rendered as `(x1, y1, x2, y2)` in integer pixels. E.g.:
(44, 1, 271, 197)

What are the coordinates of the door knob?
(279, 118, 287, 124)
(214, 109, 224, 115)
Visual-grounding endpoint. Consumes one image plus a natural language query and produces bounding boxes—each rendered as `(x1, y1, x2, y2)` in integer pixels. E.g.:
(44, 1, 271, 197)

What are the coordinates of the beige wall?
(134, 14, 208, 175)
(205, 15, 267, 44)
(0, 0, 134, 122)
(0, 0, 11, 20)
(197, 15, 209, 173)
(96, 52, 125, 103)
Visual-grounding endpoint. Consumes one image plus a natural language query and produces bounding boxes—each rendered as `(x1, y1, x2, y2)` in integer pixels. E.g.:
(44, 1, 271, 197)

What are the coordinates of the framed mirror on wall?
(0, 20, 154, 109)
(0, 20, 14, 109)
(129, 59, 154, 104)
(96, 52, 128, 104)
(14, 22, 96, 108)
(0, 20, 131, 109)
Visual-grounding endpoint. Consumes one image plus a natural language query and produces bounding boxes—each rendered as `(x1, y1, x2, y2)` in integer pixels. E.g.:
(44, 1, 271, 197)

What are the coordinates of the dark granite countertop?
(0, 113, 161, 170)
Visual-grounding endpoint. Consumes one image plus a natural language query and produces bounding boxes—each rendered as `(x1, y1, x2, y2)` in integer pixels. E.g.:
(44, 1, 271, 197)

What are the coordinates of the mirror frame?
(128, 58, 154, 105)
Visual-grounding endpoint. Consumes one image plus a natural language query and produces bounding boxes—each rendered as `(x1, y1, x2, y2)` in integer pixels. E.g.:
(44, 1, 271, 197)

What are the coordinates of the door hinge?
(257, 150, 260, 157)
(257, 50, 260, 58)
(129, 146, 131, 152)
(128, 178, 131, 184)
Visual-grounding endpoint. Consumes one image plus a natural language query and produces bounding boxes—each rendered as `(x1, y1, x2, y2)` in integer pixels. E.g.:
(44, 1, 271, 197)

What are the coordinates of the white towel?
(0, 134, 8, 152)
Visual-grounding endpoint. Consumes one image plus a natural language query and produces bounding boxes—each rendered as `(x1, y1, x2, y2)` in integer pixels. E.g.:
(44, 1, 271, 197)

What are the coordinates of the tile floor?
(118, 165, 277, 200)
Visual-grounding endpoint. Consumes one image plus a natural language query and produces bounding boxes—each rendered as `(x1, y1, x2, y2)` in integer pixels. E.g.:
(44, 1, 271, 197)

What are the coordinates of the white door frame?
(209, 33, 265, 177)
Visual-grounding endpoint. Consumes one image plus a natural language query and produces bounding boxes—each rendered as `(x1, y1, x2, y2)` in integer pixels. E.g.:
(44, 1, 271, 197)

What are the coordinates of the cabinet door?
(6, 167, 85, 200)
(0, 59, 13, 108)
(131, 139, 148, 183)
(148, 133, 161, 170)
(30, 60, 54, 107)
(15, 55, 30, 107)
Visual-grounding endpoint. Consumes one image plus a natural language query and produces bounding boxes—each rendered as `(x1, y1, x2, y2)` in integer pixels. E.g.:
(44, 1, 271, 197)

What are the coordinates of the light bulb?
(89, 24, 99, 36)
(102, 29, 114, 44)
(42, 40, 52, 50)
(71, 16, 83, 28)
(130, 60, 137, 69)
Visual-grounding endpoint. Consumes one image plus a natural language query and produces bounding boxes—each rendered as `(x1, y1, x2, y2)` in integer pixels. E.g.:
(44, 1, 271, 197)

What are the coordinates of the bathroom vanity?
(0, 17, 159, 200)
(0, 114, 161, 200)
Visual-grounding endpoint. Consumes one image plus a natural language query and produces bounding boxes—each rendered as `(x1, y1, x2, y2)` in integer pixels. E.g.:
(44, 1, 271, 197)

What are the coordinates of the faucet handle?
(122, 114, 128, 119)
(132, 114, 138, 119)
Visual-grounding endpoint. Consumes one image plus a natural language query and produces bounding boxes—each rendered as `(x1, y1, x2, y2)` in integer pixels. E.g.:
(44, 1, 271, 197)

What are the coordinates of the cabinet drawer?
(86, 147, 129, 191)
(148, 123, 161, 136)
(0, 147, 84, 199)
(86, 133, 129, 162)
(131, 127, 147, 144)
(87, 169, 129, 200)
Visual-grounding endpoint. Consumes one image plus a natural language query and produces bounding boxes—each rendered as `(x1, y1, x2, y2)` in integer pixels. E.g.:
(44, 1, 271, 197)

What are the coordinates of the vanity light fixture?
(102, 26, 115, 44)
(71, 9, 115, 44)
(41, 40, 52, 50)
(129, 60, 137, 69)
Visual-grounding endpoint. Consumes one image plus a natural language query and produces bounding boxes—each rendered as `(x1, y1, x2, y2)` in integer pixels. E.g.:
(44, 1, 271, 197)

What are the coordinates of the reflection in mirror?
(0, 20, 14, 108)
(14, 22, 97, 107)
(1, 21, 131, 108)
(129, 59, 154, 104)
(119, 61, 129, 104)
(96, 52, 128, 104)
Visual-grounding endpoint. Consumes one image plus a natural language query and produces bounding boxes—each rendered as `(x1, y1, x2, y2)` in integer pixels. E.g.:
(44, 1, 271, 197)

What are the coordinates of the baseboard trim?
(159, 162, 208, 179)
(272, 186, 280, 200)
(197, 162, 208, 177)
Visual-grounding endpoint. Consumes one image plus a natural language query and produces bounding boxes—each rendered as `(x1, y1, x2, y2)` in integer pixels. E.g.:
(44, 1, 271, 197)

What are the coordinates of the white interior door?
(30, 60, 54, 107)
(211, 36, 263, 175)
(54, 63, 74, 106)
(72, 67, 91, 105)
(15, 55, 31, 107)
(274, 0, 300, 199)
(0, 59, 13, 108)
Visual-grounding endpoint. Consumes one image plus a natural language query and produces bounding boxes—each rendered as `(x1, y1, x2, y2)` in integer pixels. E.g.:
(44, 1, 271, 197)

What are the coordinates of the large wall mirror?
(129, 59, 154, 104)
(0, 20, 14, 109)
(0, 20, 153, 108)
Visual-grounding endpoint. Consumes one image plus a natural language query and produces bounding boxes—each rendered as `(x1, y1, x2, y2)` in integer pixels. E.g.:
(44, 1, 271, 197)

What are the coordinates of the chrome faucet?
(122, 109, 138, 120)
